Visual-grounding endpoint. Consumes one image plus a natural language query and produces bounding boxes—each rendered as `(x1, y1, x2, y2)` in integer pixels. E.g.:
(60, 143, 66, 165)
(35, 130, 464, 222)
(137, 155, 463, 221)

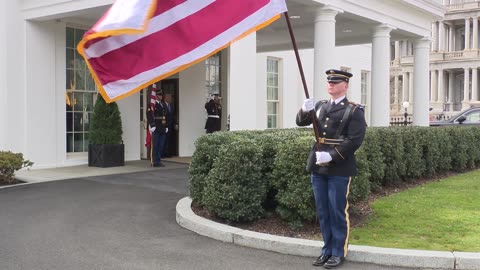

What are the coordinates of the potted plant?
(88, 95, 124, 167)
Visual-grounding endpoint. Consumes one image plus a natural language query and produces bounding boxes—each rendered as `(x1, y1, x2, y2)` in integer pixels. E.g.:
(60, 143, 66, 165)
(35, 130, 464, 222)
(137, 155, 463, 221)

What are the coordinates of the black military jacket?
(147, 101, 168, 134)
(204, 99, 222, 131)
(296, 97, 366, 176)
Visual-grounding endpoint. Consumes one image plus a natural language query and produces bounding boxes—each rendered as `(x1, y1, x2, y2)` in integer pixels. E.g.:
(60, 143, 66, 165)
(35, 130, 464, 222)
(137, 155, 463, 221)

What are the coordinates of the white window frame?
(266, 57, 281, 129)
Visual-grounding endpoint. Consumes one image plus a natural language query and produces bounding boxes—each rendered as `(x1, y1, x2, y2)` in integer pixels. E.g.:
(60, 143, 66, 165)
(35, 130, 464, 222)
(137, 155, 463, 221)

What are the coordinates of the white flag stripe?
(95, 0, 153, 32)
(85, 0, 215, 58)
(103, 1, 286, 99)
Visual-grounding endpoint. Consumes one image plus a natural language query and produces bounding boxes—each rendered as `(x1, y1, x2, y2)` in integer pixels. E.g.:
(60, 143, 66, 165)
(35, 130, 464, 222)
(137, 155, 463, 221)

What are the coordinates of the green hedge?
(189, 126, 480, 225)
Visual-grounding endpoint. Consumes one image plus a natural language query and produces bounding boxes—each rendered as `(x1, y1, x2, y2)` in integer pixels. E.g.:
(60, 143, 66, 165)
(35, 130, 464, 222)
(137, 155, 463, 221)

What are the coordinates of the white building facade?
(0, 0, 444, 168)
(391, 0, 480, 119)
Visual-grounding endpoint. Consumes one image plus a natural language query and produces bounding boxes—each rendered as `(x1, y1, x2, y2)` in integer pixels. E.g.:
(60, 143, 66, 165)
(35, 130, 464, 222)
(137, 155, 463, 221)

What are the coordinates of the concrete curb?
(176, 197, 479, 270)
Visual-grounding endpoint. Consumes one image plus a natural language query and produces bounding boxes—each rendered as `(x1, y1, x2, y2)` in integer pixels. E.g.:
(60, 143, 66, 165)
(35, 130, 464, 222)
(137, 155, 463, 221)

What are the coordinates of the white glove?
(165, 128, 169, 133)
(315, 151, 332, 164)
(302, 98, 315, 112)
(149, 126, 156, 133)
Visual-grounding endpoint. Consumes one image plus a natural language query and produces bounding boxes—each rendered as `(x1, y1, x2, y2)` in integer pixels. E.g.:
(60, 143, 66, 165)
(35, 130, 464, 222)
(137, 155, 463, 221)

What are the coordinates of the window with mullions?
(205, 53, 222, 96)
(66, 27, 98, 153)
(267, 58, 280, 129)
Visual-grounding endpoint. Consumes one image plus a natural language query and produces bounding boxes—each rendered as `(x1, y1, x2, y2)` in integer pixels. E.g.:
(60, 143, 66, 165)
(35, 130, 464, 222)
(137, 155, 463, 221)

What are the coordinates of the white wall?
(229, 33, 258, 130)
(117, 94, 140, 161)
(0, 0, 7, 150)
(5, 1, 27, 154)
(25, 21, 59, 167)
(178, 62, 206, 157)
(256, 45, 372, 129)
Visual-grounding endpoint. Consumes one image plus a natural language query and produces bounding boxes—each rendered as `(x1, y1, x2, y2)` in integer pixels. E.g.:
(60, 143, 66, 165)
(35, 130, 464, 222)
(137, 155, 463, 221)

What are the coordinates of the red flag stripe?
(83, 0, 214, 58)
(87, 0, 271, 85)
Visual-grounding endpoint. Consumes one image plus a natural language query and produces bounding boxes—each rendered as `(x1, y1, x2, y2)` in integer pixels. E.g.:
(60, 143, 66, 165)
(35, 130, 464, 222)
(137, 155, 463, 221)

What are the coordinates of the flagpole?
(283, 12, 321, 148)
(150, 130, 154, 167)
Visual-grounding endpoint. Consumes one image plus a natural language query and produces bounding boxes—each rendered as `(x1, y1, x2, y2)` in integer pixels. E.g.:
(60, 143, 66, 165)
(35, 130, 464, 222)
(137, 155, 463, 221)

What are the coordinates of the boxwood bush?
(189, 126, 480, 226)
(202, 137, 266, 222)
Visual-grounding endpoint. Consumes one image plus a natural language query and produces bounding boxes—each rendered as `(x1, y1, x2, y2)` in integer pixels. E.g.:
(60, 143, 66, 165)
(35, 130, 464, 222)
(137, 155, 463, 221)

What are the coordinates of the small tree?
(89, 95, 123, 145)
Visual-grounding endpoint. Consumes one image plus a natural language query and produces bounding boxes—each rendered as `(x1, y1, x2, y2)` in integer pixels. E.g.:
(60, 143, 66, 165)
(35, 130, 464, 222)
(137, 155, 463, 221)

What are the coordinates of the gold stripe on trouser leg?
(150, 134, 154, 166)
(343, 177, 352, 256)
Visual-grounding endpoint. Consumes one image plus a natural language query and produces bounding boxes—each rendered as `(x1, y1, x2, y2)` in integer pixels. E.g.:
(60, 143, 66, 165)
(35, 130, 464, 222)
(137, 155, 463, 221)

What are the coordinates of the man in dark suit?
(296, 69, 366, 269)
(147, 90, 169, 167)
(162, 93, 176, 158)
(204, 93, 222, 133)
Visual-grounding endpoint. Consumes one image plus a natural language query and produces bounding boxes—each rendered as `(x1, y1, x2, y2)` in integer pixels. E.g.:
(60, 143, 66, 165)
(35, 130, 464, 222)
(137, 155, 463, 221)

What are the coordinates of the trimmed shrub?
(448, 127, 470, 171)
(271, 135, 316, 228)
(188, 132, 238, 205)
(359, 128, 385, 190)
(350, 146, 371, 203)
(0, 151, 33, 184)
(202, 138, 266, 222)
(379, 127, 406, 185)
(89, 96, 123, 145)
(399, 127, 425, 181)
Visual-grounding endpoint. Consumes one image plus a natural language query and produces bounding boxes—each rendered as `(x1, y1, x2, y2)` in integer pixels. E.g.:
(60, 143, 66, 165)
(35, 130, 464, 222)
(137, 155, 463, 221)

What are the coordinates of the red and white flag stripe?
(78, 0, 287, 102)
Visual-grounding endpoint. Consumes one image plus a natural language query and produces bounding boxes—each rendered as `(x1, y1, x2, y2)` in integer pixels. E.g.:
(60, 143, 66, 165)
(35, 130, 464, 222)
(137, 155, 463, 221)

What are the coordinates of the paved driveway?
(0, 166, 411, 270)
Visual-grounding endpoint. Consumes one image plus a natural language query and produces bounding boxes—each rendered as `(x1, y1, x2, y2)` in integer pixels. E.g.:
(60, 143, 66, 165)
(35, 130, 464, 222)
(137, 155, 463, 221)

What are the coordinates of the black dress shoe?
(323, 256, 345, 269)
(312, 254, 331, 266)
(154, 163, 165, 167)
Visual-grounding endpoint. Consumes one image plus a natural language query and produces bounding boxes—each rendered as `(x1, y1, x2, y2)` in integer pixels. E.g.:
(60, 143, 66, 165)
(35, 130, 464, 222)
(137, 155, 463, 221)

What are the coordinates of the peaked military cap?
(156, 89, 164, 95)
(326, 69, 353, 83)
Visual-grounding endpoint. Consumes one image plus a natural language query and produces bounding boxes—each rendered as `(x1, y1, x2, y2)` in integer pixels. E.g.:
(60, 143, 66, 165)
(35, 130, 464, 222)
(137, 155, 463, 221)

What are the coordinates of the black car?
(430, 107, 480, 126)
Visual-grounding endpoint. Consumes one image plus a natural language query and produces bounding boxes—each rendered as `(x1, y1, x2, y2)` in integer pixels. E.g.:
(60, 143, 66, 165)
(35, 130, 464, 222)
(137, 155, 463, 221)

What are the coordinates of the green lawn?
(349, 170, 480, 252)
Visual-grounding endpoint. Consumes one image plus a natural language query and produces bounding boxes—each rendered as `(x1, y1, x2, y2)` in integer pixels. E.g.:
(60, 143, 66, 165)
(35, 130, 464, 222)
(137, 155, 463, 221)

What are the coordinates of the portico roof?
(256, 0, 446, 52)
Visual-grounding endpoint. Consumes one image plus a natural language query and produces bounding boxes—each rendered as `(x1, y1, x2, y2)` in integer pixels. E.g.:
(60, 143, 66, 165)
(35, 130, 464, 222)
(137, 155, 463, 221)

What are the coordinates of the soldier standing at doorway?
(204, 93, 222, 133)
(147, 90, 169, 167)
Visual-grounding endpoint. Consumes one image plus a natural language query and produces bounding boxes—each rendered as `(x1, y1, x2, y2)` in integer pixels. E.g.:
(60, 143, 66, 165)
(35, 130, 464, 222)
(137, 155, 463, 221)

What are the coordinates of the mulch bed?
(0, 179, 25, 187)
(191, 171, 458, 240)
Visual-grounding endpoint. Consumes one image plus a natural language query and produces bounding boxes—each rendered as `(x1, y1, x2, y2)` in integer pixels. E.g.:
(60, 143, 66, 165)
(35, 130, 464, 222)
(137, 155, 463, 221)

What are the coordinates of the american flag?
(77, 0, 287, 103)
(145, 84, 157, 147)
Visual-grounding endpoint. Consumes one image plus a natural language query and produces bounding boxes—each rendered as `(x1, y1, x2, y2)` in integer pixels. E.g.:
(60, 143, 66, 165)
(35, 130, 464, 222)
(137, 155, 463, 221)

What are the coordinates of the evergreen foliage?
(89, 96, 123, 145)
(0, 151, 33, 184)
(189, 126, 480, 227)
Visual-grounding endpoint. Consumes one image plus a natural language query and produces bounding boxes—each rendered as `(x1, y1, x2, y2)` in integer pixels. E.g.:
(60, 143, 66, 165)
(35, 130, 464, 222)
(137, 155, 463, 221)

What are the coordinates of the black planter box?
(88, 144, 125, 168)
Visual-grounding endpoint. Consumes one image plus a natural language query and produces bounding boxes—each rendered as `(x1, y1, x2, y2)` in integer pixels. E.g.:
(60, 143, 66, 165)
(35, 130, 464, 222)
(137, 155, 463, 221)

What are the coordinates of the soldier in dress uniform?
(147, 89, 169, 167)
(296, 69, 367, 269)
(204, 93, 222, 133)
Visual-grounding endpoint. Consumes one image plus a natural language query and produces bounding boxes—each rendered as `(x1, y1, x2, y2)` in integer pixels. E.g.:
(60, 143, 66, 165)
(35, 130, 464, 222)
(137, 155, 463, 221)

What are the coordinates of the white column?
(449, 25, 455, 51)
(465, 18, 471, 50)
(371, 24, 394, 127)
(395, 41, 400, 60)
(473, 17, 478, 50)
(227, 33, 258, 130)
(472, 67, 478, 101)
(439, 22, 445, 51)
(394, 75, 399, 105)
(409, 72, 414, 103)
(313, 6, 342, 100)
(463, 68, 470, 102)
(401, 40, 408, 57)
(413, 38, 431, 126)
(448, 71, 455, 104)
(438, 69, 445, 103)
(430, 70, 437, 102)
(432, 22, 438, 52)
(402, 72, 408, 102)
